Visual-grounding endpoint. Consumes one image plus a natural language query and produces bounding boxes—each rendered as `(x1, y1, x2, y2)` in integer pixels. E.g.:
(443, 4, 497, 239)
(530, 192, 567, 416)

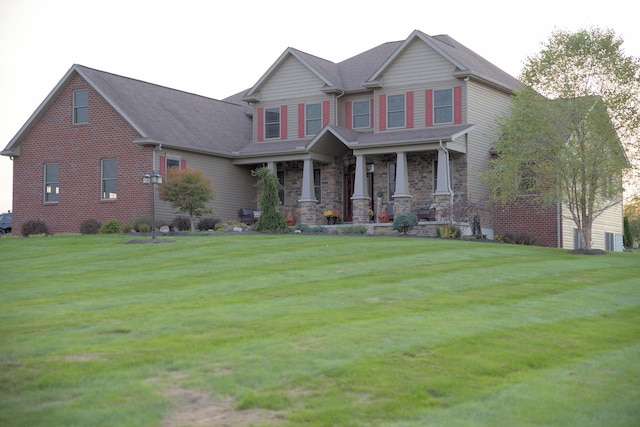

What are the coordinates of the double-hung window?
(101, 158, 117, 200)
(73, 89, 88, 124)
(387, 94, 405, 128)
(352, 100, 371, 129)
(314, 168, 322, 202)
(388, 163, 396, 201)
(434, 89, 453, 124)
(44, 163, 59, 203)
(265, 108, 280, 139)
(306, 103, 322, 136)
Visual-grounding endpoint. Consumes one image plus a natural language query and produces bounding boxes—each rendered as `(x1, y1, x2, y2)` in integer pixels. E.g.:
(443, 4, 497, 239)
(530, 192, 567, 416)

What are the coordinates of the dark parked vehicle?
(0, 212, 12, 234)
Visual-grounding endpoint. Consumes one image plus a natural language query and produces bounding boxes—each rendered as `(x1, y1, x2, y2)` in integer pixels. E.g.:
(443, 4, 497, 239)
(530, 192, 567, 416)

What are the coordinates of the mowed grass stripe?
(1, 234, 638, 426)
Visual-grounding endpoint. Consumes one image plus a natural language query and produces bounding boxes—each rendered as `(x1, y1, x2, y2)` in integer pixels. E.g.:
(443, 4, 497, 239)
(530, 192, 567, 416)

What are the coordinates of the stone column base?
(352, 198, 370, 224)
(298, 200, 318, 225)
(433, 194, 452, 221)
(392, 196, 412, 215)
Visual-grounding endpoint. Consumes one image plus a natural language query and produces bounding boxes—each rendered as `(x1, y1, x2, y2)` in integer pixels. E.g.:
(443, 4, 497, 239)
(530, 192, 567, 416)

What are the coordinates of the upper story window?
(44, 163, 59, 203)
(387, 94, 405, 128)
(434, 89, 453, 124)
(306, 103, 322, 136)
(265, 108, 280, 139)
(101, 158, 117, 200)
(73, 89, 88, 124)
(353, 100, 371, 129)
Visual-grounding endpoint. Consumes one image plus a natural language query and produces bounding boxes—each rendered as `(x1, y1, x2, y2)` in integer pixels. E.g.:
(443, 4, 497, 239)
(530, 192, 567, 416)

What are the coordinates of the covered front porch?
(233, 124, 475, 227)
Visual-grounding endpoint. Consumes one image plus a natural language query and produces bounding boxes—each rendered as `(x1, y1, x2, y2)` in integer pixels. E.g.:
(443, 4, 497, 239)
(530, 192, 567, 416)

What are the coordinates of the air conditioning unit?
(366, 164, 374, 173)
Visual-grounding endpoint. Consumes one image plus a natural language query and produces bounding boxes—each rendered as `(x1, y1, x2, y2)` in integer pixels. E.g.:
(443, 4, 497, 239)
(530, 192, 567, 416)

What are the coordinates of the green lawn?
(1, 234, 639, 426)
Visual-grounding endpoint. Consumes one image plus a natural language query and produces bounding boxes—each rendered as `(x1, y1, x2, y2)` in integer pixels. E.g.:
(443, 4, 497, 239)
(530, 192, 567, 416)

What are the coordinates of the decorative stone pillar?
(392, 196, 412, 215)
(433, 194, 451, 222)
(351, 154, 370, 224)
(299, 200, 318, 225)
(391, 151, 412, 218)
(352, 198, 370, 224)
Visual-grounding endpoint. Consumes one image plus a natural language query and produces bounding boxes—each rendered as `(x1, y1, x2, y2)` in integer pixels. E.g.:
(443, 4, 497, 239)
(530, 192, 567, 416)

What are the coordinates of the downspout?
(439, 139, 455, 222)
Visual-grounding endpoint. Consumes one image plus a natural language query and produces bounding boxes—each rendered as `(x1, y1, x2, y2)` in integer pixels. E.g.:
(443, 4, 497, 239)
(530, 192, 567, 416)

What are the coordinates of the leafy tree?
(624, 194, 640, 243)
(483, 28, 639, 249)
(251, 167, 287, 232)
(158, 168, 215, 231)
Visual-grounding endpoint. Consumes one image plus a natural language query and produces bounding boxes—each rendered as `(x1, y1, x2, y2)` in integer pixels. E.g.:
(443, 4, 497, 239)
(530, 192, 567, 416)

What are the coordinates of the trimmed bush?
(392, 212, 418, 235)
(129, 215, 151, 232)
(138, 223, 150, 233)
(80, 219, 101, 234)
(99, 219, 121, 234)
(197, 217, 220, 231)
(171, 216, 191, 232)
(21, 220, 49, 237)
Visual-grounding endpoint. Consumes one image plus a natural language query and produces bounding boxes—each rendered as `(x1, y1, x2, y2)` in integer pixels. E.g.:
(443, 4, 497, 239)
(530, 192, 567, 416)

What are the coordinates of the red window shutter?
(298, 103, 305, 138)
(159, 155, 166, 175)
(345, 101, 352, 129)
(322, 100, 330, 127)
(257, 107, 264, 141)
(454, 86, 462, 124)
(406, 91, 414, 129)
(281, 105, 288, 140)
(425, 90, 433, 127)
(379, 94, 387, 131)
(180, 159, 186, 170)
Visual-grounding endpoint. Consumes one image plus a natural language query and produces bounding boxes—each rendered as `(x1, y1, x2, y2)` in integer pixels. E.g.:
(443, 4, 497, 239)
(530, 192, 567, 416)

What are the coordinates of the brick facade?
(493, 196, 559, 247)
(11, 73, 153, 234)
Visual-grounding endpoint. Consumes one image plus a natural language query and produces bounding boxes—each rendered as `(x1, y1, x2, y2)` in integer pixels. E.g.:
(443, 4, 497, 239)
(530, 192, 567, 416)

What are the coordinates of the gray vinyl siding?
(382, 39, 456, 87)
(260, 56, 326, 100)
(562, 202, 624, 251)
(466, 80, 513, 203)
(154, 150, 256, 224)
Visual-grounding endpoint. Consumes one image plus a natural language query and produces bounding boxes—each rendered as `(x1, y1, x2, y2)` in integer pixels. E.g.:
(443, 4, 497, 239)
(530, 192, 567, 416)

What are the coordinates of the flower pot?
(285, 212, 296, 226)
(378, 207, 390, 223)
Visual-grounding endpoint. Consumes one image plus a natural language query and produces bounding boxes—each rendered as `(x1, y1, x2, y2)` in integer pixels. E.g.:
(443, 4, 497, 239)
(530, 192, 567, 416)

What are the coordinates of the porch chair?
(417, 204, 437, 221)
(239, 208, 255, 225)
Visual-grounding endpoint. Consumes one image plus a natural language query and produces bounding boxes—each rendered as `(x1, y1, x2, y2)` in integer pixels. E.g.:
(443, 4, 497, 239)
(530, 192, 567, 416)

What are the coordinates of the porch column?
(299, 159, 317, 202)
(351, 154, 369, 224)
(393, 151, 410, 197)
(434, 147, 453, 221)
(298, 158, 318, 225)
(265, 161, 276, 174)
(435, 148, 451, 195)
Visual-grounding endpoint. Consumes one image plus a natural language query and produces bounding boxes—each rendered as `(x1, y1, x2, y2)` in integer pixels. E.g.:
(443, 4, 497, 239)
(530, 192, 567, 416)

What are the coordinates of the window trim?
(433, 88, 453, 125)
(352, 100, 371, 129)
(73, 89, 88, 124)
(101, 158, 117, 200)
(44, 162, 59, 203)
(264, 107, 280, 139)
(387, 94, 406, 129)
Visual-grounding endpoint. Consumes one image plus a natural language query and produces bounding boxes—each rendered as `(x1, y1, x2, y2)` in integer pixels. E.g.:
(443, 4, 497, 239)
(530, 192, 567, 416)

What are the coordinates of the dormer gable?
(365, 30, 520, 94)
(242, 48, 342, 103)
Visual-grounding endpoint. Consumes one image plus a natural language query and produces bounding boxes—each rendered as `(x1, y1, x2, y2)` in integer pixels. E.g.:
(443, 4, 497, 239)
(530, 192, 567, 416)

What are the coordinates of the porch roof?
(231, 123, 475, 164)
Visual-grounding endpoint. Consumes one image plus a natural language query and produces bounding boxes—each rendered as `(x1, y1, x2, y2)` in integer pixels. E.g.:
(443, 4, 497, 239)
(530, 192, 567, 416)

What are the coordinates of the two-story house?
(1, 29, 624, 249)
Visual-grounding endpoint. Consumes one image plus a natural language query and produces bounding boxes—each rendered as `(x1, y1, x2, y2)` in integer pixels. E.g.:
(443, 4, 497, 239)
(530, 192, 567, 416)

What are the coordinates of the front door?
(343, 166, 375, 223)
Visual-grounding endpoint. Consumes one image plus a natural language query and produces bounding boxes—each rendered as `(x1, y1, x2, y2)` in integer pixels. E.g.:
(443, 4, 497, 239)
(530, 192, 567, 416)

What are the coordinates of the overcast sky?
(1, 0, 638, 213)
